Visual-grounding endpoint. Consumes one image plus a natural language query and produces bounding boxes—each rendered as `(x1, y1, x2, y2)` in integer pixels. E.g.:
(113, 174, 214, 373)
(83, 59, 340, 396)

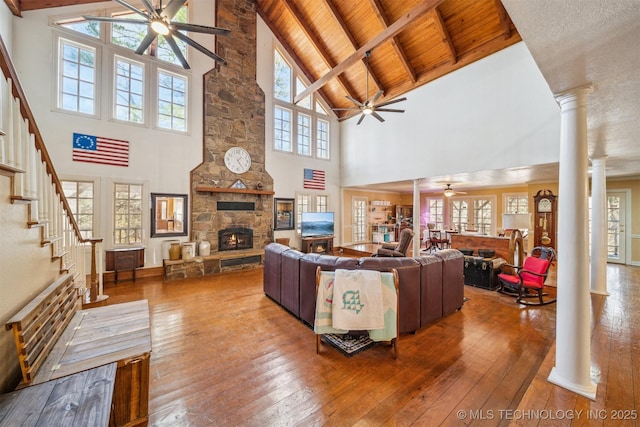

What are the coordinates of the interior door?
(607, 192, 626, 264)
(352, 197, 367, 243)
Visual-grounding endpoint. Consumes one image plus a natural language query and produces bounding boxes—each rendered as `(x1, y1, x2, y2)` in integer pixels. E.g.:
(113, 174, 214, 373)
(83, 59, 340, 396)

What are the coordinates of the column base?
(548, 367, 597, 400)
(590, 289, 610, 296)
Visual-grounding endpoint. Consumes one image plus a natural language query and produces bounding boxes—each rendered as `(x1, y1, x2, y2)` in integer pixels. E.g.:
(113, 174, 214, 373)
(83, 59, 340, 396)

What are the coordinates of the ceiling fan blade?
(165, 34, 190, 69)
(371, 112, 385, 122)
(135, 31, 157, 55)
(113, 0, 150, 18)
(172, 31, 225, 64)
(139, 0, 160, 18)
(82, 15, 148, 25)
(356, 114, 366, 125)
(345, 95, 364, 107)
(371, 90, 384, 104)
(161, 0, 187, 20)
(172, 22, 231, 36)
(375, 97, 407, 108)
(375, 108, 405, 113)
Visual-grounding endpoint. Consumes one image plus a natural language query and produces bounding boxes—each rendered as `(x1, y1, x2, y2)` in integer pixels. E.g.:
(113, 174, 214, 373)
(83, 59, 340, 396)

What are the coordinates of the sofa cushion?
(263, 243, 290, 303)
(357, 257, 421, 333)
(433, 249, 465, 316)
(299, 253, 359, 326)
(280, 249, 305, 317)
(415, 255, 443, 326)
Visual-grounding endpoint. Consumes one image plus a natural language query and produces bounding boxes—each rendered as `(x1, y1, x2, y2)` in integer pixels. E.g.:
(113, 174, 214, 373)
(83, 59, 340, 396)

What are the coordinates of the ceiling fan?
(443, 184, 466, 197)
(332, 50, 407, 125)
(82, 0, 231, 69)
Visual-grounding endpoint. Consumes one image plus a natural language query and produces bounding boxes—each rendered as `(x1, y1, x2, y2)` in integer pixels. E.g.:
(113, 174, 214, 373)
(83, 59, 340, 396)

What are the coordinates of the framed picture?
(151, 193, 188, 237)
(274, 198, 295, 230)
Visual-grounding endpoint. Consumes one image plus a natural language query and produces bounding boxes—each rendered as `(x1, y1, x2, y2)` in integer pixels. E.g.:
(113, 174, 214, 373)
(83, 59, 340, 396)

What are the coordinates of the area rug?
(321, 333, 376, 357)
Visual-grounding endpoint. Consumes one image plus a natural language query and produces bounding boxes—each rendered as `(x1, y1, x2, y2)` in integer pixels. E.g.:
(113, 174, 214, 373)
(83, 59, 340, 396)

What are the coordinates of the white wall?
(257, 16, 343, 248)
(0, 2, 12, 50)
(11, 1, 218, 266)
(340, 42, 561, 188)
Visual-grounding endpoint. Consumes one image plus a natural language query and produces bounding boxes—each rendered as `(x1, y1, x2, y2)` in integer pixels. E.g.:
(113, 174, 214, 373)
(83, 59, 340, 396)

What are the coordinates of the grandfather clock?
(533, 189, 557, 249)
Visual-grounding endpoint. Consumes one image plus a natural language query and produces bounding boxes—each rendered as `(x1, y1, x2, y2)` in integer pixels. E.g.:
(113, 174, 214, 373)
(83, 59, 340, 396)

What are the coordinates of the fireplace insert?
(218, 227, 253, 251)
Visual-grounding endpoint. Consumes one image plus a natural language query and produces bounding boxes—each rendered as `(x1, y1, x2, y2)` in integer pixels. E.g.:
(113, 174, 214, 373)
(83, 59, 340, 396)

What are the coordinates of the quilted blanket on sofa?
(314, 269, 397, 341)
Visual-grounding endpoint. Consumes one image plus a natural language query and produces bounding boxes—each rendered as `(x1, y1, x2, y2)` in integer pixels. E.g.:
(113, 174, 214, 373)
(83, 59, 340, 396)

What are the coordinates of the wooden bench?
(5, 273, 152, 427)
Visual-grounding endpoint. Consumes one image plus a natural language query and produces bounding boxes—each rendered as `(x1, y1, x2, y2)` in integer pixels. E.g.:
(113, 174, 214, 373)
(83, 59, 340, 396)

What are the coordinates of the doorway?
(352, 197, 368, 243)
(607, 191, 628, 264)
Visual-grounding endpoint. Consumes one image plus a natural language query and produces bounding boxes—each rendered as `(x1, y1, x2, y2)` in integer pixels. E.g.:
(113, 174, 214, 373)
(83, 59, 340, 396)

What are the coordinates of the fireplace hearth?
(219, 227, 253, 251)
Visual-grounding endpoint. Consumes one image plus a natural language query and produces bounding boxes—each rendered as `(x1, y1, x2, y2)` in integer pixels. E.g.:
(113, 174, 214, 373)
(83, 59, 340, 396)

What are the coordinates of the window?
(451, 200, 469, 231)
(58, 38, 96, 115)
(157, 70, 187, 131)
(316, 119, 329, 159)
(316, 195, 328, 212)
(58, 17, 100, 38)
(297, 113, 311, 156)
(272, 47, 331, 159)
(296, 194, 311, 234)
(274, 106, 292, 152)
(62, 180, 95, 239)
(352, 197, 367, 243)
(426, 198, 444, 230)
(274, 49, 292, 101)
(474, 199, 493, 234)
(53, 9, 191, 132)
(451, 197, 494, 234)
(114, 183, 143, 245)
(505, 194, 529, 214)
(114, 56, 144, 123)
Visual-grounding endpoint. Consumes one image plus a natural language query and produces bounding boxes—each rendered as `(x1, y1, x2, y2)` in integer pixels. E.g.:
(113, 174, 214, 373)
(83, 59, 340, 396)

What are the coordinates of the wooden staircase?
(0, 35, 104, 306)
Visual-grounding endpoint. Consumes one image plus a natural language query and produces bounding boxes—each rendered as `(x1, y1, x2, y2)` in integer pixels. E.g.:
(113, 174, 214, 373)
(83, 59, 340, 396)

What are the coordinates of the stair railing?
(0, 34, 103, 304)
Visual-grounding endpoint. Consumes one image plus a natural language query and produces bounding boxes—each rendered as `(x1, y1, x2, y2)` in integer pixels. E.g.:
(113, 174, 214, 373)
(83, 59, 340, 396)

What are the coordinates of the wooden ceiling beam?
(321, 0, 383, 97)
(4, 0, 21, 16)
(493, 0, 513, 40)
(280, 0, 357, 103)
(369, 0, 416, 84)
(18, 0, 104, 12)
(294, 0, 446, 104)
(430, 7, 457, 65)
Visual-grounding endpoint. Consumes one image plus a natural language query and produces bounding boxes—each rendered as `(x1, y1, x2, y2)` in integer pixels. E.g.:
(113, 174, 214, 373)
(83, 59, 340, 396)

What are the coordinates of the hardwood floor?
(103, 263, 637, 426)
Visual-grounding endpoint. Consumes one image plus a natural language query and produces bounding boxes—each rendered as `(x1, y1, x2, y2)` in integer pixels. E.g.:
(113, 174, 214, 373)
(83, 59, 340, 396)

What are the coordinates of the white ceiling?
(355, 0, 640, 194)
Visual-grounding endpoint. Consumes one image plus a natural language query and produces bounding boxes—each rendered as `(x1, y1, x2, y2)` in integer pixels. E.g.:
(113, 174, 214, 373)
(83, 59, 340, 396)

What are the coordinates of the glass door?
(352, 197, 367, 243)
(607, 192, 626, 263)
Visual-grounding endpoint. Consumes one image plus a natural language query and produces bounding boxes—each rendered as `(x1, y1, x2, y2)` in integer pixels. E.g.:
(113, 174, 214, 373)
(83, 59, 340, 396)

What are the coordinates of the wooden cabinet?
(106, 247, 145, 283)
(302, 237, 333, 254)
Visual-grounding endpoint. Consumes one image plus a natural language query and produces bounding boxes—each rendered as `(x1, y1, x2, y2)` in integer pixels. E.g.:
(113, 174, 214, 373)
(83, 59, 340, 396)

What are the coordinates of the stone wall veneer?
(190, 0, 273, 255)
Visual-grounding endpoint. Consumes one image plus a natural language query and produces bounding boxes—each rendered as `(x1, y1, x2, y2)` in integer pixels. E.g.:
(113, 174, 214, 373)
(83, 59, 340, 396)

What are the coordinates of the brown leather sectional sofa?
(263, 243, 464, 334)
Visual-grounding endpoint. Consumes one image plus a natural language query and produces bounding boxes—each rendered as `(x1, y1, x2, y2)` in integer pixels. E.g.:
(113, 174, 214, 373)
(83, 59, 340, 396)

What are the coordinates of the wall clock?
(533, 189, 557, 248)
(224, 147, 251, 174)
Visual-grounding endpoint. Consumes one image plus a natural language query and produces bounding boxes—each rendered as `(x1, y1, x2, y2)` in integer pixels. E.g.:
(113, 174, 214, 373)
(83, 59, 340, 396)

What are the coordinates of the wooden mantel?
(195, 185, 275, 196)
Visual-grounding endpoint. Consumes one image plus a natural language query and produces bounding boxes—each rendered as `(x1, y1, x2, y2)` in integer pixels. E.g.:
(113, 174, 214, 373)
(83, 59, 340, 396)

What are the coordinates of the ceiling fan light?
(363, 105, 373, 115)
(444, 189, 454, 197)
(151, 20, 170, 35)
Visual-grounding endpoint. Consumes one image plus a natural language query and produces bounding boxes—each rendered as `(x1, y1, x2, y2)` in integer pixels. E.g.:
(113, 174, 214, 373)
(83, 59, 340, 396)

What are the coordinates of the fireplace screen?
(218, 227, 253, 251)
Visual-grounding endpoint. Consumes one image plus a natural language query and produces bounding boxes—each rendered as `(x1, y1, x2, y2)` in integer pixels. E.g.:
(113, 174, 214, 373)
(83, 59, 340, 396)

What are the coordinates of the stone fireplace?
(189, 0, 273, 270)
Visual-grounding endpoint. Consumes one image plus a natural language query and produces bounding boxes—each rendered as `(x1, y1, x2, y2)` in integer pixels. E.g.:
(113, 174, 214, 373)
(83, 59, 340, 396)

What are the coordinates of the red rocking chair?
(497, 246, 556, 305)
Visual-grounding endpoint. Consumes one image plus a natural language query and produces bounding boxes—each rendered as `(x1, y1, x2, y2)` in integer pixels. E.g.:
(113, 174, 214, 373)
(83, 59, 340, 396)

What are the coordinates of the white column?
(547, 85, 597, 400)
(590, 157, 609, 295)
(412, 179, 421, 256)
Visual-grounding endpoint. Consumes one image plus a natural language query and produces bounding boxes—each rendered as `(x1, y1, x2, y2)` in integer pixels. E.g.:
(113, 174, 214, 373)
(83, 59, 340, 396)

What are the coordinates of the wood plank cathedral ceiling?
(256, 0, 521, 120)
(8, 0, 521, 121)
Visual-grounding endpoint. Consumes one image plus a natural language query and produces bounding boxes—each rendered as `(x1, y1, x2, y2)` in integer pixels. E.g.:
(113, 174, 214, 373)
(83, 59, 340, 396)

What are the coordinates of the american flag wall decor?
(72, 133, 129, 167)
(303, 168, 325, 190)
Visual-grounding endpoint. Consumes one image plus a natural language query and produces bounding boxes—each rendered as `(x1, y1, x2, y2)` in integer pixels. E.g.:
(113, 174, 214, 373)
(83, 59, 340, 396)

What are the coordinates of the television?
(301, 212, 335, 238)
